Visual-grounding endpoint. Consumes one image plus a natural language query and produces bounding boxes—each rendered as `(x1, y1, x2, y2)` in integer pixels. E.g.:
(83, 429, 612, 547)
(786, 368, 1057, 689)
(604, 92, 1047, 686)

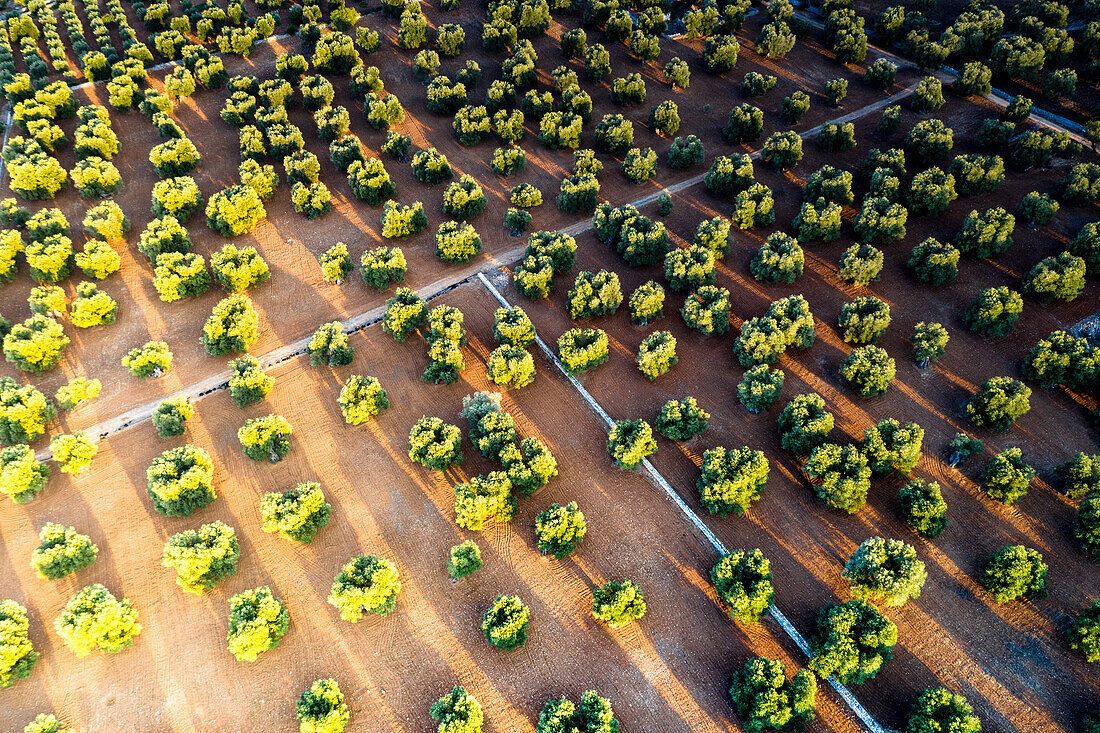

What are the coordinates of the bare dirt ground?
(2, 4, 1099, 733)
(487, 86, 1100, 733)
(0, 5, 916, 433)
(0, 282, 869, 733)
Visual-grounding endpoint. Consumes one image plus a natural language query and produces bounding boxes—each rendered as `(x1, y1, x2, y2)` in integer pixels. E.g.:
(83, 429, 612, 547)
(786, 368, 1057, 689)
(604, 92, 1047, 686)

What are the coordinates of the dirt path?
(43, 79, 925, 460)
(1, 281, 865, 733)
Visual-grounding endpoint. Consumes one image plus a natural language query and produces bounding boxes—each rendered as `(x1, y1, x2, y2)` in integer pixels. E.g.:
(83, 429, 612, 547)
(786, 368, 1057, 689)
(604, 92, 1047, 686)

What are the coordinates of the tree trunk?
(153, 366, 163, 377)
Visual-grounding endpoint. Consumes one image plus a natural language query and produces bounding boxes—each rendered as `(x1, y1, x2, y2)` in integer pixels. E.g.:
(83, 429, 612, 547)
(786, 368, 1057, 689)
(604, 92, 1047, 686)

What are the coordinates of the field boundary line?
(34, 249, 526, 458)
(475, 271, 887, 733)
(46, 81, 923, 456)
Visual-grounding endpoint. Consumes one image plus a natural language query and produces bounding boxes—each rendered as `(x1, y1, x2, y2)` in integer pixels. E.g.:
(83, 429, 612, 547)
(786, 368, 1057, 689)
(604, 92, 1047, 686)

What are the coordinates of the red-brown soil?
(1, 282, 869, 733)
(2, 4, 1098, 732)
(0, 4, 920, 433)
(489, 87, 1100, 733)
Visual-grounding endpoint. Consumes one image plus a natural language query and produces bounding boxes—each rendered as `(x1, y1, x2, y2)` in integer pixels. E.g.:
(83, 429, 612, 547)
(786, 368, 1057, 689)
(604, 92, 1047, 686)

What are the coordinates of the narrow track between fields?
(35, 80, 923, 460)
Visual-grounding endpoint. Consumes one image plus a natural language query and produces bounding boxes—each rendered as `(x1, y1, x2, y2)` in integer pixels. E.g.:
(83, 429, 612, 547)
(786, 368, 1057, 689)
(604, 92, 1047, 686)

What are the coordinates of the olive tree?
(448, 540, 482, 580)
(0, 600, 37, 687)
(681, 286, 731, 336)
(803, 443, 872, 513)
(738, 365, 785, 414)
(906, 689, 981, 733)
(146, 444, 215, 517)
(454, 472, 515, 529)
(1023, 252, 1086, 302)
(982, 448, 1034, 504)
(838, 296, 891, 344)
(535, 501, 586, 558)
(298, 678, 350, 733)
(908, 238, 959, 285)
(1068, 601, 1100, 662)
(947, 433, 984, 467)
(629, 281, 665, 325)
(861, 419, 923, 475)
(655, 396, 709, 440)
(665, 245, 715, 292)
(328, 554, 401, 621)
(840, 345, 896, 398)
(777, 393, 834, 453)
(1057, 453, 1100, 500)
(0, 446, 50, 505)
(567, 270, 622, 319)
(897, 479, 948, 538)
(227, 355, 272, 408)
(729, 657, 817, 731)
(482, 594, 529, 649)
(910, 322, 948, 368)
(979, 545, 1047, 603)
(842, 537, 927, 606)
(201, 295, 259, 356)
(307, 322, 354, 367)
(607, 419, 657, 470)
(260, 482, 332, 544)
(636, 331, 677, 380)
(697, 446, 769, 516)
(558, 328, 609, 374)
(750, 233, 803, 284)
(238, 414, 293, 463)
(161, 521, 239, 594)
(1075, 497, 1100, 556)
(536, 691, 618, 733)
(226, 586, 288, 661)
(807, 600, 897, 684)
(592, 580, 647, 628)
(711, 550, 774, 623)
(430, 686, 482, 733)
(31, 523, 98, 580)
(54, 584, 141, 656)
(967, 376, 1031, 432)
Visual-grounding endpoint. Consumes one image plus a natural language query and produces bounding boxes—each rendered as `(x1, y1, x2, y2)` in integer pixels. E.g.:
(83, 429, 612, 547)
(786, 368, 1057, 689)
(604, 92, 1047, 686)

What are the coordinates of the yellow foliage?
(70, 156, 122, 198)
(50, 432, 97, 474)
(3, 315, 69, 372)
(0, 229, 25, 282)
(56, 377, 102, 410)
(8, 155, 66, 201)
(82, 200, 129, 242)
(0, 445, 50, 503)
(25, 235, 73, 283)
(69, 281, 118, 328)
(75, 239, 121, 279)
(153, 252, 209, 302)
(206, 185, 266, 237)
(211, 244, 270, 292)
